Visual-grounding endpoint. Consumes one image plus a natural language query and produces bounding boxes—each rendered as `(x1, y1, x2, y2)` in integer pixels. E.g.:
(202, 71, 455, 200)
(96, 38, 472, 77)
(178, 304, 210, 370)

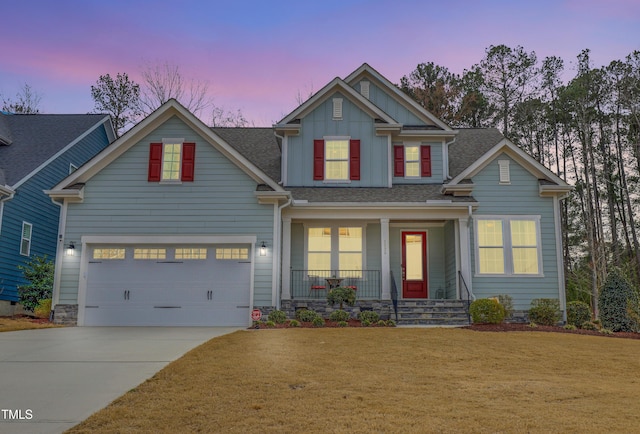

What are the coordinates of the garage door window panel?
(93, 248, 126, 260)
(215, 248, 249, 260)
(175, 248, 207, 260)
(134, 248, 167, 260)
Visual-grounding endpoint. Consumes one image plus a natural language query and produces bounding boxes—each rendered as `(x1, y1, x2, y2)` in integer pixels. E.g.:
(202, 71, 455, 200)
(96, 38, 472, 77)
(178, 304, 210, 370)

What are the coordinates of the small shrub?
(327, 287, 356, 310)
(268, 309, 287, 324)
(377, 320, 387, 327)
(358, 310, 380, 323)
(581, 321, 599, 331)
(567, 301, 591, 328)
(563, 324, 577, 331)
(386, 320, 396, 327)
(496, 294, 514, 319)
(289, 319, 300, 327)
(361, 319, 371, 327)
(600, 328, 614, 335)
(528, 298, 561, 326)
(17, 255, 54, 312)
(592, 318, 601, 326)
(312, 316, 325, 327)
(528, 322, 538, 328)
(265, 320, 276, 328)
(34, 298, 52, 319)
(337, 321, 348, 327)
(296, 309, 320, 323)
(599, 268, 640, 332)
(329, 310, 350, 322)
(469, 298, 505, 324)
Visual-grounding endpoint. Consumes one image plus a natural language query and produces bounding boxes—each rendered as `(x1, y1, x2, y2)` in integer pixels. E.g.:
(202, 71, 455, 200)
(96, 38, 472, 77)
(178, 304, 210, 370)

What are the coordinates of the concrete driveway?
(0, 326, 242, 434)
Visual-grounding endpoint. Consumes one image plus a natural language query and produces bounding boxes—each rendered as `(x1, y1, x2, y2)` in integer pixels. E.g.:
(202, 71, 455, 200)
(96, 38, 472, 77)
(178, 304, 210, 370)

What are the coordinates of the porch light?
(259, 241, 267, 257)
(65, 242, 75, 256)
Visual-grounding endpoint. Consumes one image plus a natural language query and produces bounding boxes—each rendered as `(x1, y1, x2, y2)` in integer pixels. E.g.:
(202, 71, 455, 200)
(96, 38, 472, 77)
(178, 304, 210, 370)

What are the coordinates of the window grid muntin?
(20, 222, 32, 256)
(93, 248, 126, 260)
(175, 248, 207, 260)
(134, 248, 167, 260)
(162, 143, 181, 181)
(215, 248, 249, 260)
(325, 139, 349, 180)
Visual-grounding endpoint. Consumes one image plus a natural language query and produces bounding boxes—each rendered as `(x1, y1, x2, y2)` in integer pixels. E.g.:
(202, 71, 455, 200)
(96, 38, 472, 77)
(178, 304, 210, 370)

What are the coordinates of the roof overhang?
(441, 183, 475, 196)
(0, 184, 15, 201)
(254, 190, 291, 204)
(45, 184, 84, 203)
(539, 183, 573, 197)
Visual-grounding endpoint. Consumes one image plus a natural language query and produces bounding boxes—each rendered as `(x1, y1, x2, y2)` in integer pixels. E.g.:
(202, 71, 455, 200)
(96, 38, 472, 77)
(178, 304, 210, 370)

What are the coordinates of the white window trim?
(160, 138, 185, 183)
(20, 221, 33, 256)
(303, 223, 367, 274)
(404, 143, 421, 179)
(332, 98, 343, 120)
(474, 215, 544, 277)
(323, 136, 351, 183)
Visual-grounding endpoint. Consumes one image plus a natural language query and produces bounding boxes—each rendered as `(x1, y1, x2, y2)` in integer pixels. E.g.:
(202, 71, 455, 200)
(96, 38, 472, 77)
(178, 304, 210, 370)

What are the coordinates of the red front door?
(402, 231, 428, 298)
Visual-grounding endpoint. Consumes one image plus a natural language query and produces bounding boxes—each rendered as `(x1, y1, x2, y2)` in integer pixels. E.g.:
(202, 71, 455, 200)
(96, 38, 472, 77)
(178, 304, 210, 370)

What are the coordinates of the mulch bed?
(465, 322, 640, 340)
(252, 319, 387, 329)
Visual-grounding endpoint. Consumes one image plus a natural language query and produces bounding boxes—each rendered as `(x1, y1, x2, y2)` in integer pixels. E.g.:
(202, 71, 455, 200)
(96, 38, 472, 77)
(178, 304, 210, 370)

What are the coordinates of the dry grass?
(68, 328, 640, 433)
(0, 316, 63, 332)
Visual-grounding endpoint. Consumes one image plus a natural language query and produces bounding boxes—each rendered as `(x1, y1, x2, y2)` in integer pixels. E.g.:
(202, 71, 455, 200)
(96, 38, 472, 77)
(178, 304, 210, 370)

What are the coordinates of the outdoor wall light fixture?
(260, 241, 267, 256)
(65, 242, 75, 256)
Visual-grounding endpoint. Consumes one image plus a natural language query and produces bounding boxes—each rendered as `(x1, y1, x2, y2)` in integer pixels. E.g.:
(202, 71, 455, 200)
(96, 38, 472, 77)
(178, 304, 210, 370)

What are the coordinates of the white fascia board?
(540, 184, 573, 197)
(396, 130, 459, 138)
(44, 187, 84, 202)
(344, 63, 453, 131)
(12, 116, 111, 190)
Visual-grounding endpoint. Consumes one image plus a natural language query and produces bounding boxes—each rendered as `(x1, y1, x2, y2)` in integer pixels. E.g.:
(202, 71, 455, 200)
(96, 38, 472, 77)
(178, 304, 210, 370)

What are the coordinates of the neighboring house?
(0, 113, 115, 315)
(46, 64, 572, 326)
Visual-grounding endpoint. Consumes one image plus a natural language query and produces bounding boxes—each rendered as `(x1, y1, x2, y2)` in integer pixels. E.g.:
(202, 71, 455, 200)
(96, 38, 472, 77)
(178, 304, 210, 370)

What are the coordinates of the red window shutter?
(148, 143, 162, 181)
(393, 145, 404, 177)
(313, 139, 324, 180)
(421, 145, 432, 177)
(349, 139, 360, 180)
(181, 142, 196, 181)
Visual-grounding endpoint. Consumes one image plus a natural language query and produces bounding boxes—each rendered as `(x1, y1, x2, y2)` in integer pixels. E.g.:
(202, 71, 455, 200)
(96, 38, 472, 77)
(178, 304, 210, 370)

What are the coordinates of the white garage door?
(83, 245, 252, 326)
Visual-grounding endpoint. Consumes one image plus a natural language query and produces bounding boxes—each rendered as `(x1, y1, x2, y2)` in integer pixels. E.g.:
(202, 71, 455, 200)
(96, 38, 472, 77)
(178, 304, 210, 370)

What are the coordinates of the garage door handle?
(123, 290, 130, 300)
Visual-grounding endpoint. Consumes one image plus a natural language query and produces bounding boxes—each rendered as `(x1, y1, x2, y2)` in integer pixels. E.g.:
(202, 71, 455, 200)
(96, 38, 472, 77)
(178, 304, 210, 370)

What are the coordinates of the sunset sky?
(2, 0, 639, 126)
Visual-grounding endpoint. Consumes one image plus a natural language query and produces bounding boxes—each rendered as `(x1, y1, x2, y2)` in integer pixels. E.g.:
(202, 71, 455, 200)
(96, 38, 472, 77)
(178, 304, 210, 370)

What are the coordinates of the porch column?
(458, 217, 473, 299)
(281, 217, 292, 299)
(380, 218, 390, 299)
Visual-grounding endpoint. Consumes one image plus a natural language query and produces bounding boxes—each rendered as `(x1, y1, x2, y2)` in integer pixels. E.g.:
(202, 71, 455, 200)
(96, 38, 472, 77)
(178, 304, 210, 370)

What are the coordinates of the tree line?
(400, 45, 640, 315)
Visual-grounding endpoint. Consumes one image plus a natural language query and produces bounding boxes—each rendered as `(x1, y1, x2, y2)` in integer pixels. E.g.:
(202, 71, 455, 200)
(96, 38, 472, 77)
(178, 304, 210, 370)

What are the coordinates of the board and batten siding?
(470, 154, 560, 310)
(286, 92, 388, 187)
(0, 124, 111, 301)
(363, 82, 424, 126)
(58, 116, 275, 306)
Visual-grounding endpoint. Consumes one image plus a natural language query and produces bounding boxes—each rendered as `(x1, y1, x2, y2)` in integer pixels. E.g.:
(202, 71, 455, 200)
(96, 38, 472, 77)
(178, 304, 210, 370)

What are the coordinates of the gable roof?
(0, 113, 112, 187)
(344, 63, 453, 131)
(48, 99, 285, 196)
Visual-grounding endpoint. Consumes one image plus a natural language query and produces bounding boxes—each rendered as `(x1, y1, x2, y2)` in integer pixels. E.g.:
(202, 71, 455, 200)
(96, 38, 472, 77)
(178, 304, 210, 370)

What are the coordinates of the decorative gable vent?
(360, 80, 370, 99)
(333, 98, 343, 120)
(498, 160, 510, 184)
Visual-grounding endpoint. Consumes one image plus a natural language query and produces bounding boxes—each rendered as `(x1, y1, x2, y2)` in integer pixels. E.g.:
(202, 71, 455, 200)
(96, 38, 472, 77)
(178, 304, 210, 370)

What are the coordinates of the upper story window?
(394, 144, 431, 178)
(148, 140, 196, 183)
(313, 138, 360, 182)
(20, 222, 32, 256)
(475, 216, 542, 276)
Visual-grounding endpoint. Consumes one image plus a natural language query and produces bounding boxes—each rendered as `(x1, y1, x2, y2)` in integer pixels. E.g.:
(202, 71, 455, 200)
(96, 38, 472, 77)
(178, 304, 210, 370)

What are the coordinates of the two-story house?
(46, 64, 571, 326)
(0, 113, 115, 315)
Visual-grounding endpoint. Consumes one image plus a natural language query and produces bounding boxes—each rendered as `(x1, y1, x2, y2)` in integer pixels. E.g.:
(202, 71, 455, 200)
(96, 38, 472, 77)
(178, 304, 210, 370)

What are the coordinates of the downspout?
(274, 196, 292, 310)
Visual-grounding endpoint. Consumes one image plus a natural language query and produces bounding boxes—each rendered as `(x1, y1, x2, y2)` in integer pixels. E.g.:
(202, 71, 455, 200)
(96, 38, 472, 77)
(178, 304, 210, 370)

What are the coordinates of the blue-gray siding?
(59, 116, 275, 306)
(470, 154, 560, 309)
(364, 82, 424, 126)
(0, 124, 110, 301)
(392, 141, 444, 184)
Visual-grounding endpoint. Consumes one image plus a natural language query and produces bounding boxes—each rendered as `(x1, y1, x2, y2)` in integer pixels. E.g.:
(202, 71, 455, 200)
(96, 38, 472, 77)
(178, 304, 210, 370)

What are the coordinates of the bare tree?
(2, 84, 42, 114)
(91, 73, 141, 137)
(139, 61, 213, 117)
(211, 107, 249, 127)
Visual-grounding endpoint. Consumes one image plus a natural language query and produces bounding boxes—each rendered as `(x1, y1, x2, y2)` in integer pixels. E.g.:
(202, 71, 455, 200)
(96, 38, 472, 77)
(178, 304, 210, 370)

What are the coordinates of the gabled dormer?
(274, 64, 458, 188)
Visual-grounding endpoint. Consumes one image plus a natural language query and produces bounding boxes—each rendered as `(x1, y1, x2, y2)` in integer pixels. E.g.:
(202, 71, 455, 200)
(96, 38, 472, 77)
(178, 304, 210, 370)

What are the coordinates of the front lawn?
(67, 328, 640, 433)
(0, 315, 62, 332)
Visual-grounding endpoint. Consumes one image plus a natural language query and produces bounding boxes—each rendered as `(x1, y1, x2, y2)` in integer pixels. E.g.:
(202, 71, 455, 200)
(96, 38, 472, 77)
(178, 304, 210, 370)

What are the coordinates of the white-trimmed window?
(20, 222, 32, 256)
(148, 139, 196, 182)
(93, 248, 126, 260)
(215, 248, 249, 260)
(176, 248, 207, 260)
(325, 139, 349, 180)
(306, 225, 364, 277)
(475, 216, 542, 276)
(134, 248, 166, 260)
(404, 146, 420, 177)
(162, 143, 182, 181)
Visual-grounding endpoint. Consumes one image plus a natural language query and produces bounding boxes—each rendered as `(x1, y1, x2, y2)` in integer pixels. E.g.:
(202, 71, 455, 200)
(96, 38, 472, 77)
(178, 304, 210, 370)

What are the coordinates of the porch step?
(393, 300, 470, 326)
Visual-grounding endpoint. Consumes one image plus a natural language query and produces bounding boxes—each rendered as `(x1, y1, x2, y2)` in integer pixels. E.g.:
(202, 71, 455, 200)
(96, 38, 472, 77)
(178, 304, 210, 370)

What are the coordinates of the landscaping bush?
(357, 310, 380, 323)
(34, 298, 52, 319)
(17, 255, 54, 312)
(296, 309, 320, 323)
(329, 310, 350, 322)
(528, 298, 561, 326)
(361, 320, 371, 327)
(268, 309, 287, 324)
(598, 268, 640, 332)
(563, 324, 577, 331)
(312, 316, 325, 327)
(581, 321, 599, 331)
(386, 320, 396, 327)
(377, 320, 387, 327)
(327, 287, 356, 310)
(567, 301, 591, 328)
(265, 321, 276, 328)
(289, 319, 300, 327)
(496, 294, 514, 319)
(469, 298, 505, 324)
(337, 321, 348, 327)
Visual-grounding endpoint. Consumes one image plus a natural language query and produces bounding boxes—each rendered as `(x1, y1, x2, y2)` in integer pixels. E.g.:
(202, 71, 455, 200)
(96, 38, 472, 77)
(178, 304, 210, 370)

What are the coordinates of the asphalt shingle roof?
(0, 113, 107, 186)
(287, 185, 476, 203)
(448, 128, 504, 179)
